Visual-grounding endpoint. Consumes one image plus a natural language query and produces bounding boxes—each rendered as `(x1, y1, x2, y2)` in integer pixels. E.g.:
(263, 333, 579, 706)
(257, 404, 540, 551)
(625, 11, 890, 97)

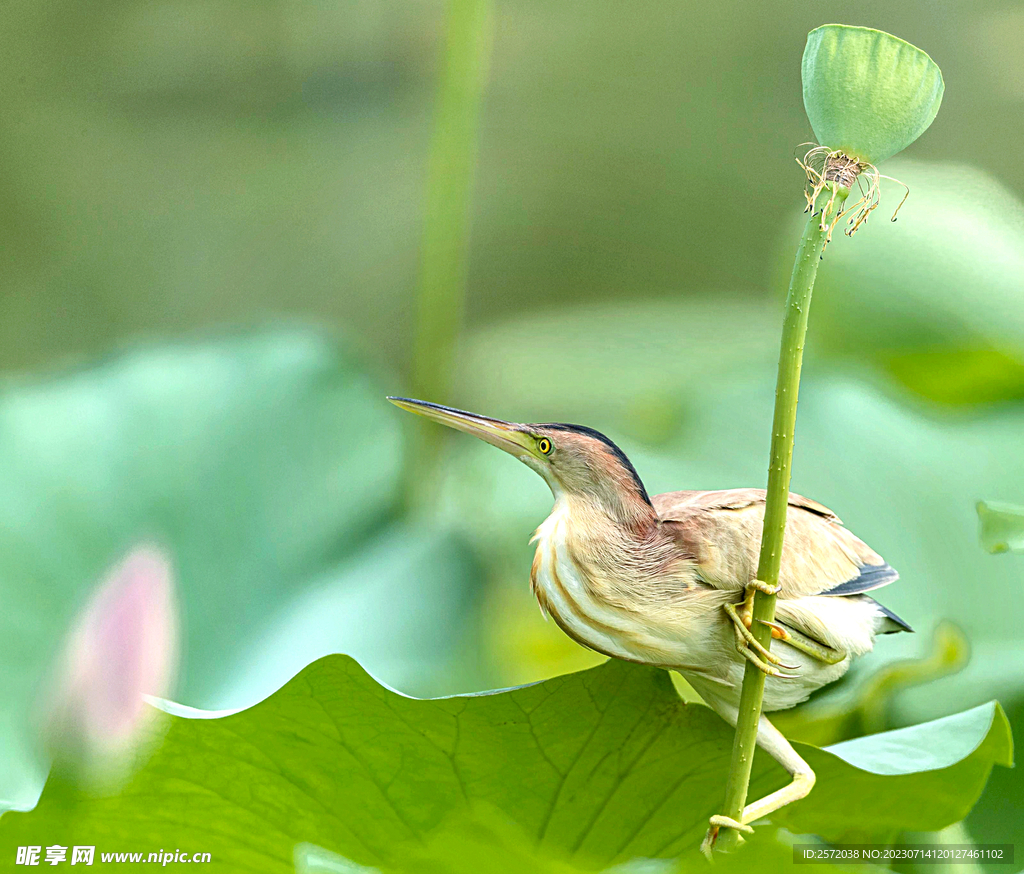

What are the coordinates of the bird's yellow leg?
(732, 580, 781, 631)
(723, 581, 799, 677)
(723, 603, 799, 676)
(700, 703, 816, 857)
(760, 619, 847, 665)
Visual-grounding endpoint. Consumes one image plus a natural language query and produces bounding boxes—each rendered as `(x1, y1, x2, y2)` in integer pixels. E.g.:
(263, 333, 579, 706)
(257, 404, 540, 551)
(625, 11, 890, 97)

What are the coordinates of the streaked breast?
(529, 503, 711, 668)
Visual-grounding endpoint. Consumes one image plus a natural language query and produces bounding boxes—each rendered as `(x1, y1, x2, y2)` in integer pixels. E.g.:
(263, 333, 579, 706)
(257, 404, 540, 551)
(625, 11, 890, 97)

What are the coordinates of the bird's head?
(388, 398, 653, 524)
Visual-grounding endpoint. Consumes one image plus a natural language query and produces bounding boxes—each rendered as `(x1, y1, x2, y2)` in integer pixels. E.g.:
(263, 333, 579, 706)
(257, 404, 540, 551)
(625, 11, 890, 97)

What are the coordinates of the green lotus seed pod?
(802, 24, 944, 165)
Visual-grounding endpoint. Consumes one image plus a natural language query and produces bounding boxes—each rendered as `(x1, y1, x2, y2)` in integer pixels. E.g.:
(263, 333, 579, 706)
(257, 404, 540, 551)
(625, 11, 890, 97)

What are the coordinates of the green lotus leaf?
(802, 25, 943, 165)
(0, 657, 1011, 871)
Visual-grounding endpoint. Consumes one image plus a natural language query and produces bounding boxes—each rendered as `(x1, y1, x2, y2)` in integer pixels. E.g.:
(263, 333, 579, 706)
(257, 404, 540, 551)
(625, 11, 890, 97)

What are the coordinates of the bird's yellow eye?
(537, 437, 552, 455)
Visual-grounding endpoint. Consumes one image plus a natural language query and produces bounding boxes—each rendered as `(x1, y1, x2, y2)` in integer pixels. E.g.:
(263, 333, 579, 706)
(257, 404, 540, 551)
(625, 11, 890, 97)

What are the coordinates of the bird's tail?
(861, 595, 913, 633)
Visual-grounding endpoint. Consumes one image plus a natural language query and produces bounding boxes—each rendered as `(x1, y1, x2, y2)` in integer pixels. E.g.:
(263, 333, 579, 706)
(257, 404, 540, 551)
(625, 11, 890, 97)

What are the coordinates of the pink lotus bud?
(41, 546, 180, 787)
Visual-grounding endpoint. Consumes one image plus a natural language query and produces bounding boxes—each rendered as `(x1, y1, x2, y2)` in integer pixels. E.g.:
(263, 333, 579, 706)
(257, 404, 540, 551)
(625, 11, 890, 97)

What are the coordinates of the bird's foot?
(724, 602, 799, 676)
(748, 578, 782, 596)
(737, 643, 800, 678)
(759, 619, 847, 665)
(734, 582, 777, 630)
(700, 815, 754, 858)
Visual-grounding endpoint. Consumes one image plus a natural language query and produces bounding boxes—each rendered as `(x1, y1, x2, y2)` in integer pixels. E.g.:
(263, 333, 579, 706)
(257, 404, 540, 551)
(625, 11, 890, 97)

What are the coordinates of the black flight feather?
(822, 562, 899, 596)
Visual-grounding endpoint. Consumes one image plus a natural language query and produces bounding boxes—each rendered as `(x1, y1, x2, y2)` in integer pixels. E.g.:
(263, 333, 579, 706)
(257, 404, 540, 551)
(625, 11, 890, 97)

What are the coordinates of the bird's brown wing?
(653, 489, 896, 599)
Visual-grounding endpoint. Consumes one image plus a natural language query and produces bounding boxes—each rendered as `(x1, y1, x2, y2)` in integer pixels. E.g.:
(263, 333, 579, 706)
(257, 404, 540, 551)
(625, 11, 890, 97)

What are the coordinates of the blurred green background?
(1, 0, 1022, 854)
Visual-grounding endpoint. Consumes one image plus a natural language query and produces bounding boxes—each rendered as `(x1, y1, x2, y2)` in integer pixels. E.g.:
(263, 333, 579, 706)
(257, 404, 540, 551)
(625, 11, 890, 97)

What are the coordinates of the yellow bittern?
(389, 398, 911, 850)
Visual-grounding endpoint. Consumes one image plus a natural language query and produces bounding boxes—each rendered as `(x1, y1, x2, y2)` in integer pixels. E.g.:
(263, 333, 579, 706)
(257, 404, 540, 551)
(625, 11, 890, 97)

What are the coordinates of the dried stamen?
(795, 145, 910, 251)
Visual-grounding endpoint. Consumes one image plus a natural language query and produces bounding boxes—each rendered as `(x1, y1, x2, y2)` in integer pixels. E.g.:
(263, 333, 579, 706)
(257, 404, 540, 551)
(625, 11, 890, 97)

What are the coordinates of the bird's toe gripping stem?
(723, 586, 799, 678)
(700, 815, 754, 858)
(749, 578, 781, 596)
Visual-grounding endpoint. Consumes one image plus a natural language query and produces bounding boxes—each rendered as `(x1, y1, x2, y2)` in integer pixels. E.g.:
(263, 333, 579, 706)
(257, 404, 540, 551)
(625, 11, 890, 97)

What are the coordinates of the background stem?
(716, 187, 848, 851)
(405, 0, 492, 506)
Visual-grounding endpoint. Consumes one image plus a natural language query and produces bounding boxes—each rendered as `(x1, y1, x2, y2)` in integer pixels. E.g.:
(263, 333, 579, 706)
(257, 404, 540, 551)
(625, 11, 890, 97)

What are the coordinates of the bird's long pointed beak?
(387, 397, 534, 456)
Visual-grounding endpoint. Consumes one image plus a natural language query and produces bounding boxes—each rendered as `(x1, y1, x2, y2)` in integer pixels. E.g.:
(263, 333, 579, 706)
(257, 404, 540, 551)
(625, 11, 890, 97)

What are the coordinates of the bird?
(388, 397, 911, 853)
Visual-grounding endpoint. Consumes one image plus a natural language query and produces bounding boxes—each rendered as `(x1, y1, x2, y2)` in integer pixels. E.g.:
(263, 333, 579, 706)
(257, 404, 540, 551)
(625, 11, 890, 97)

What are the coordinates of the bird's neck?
(548, 481, 659, 537)
(539, 492, 662, 562)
